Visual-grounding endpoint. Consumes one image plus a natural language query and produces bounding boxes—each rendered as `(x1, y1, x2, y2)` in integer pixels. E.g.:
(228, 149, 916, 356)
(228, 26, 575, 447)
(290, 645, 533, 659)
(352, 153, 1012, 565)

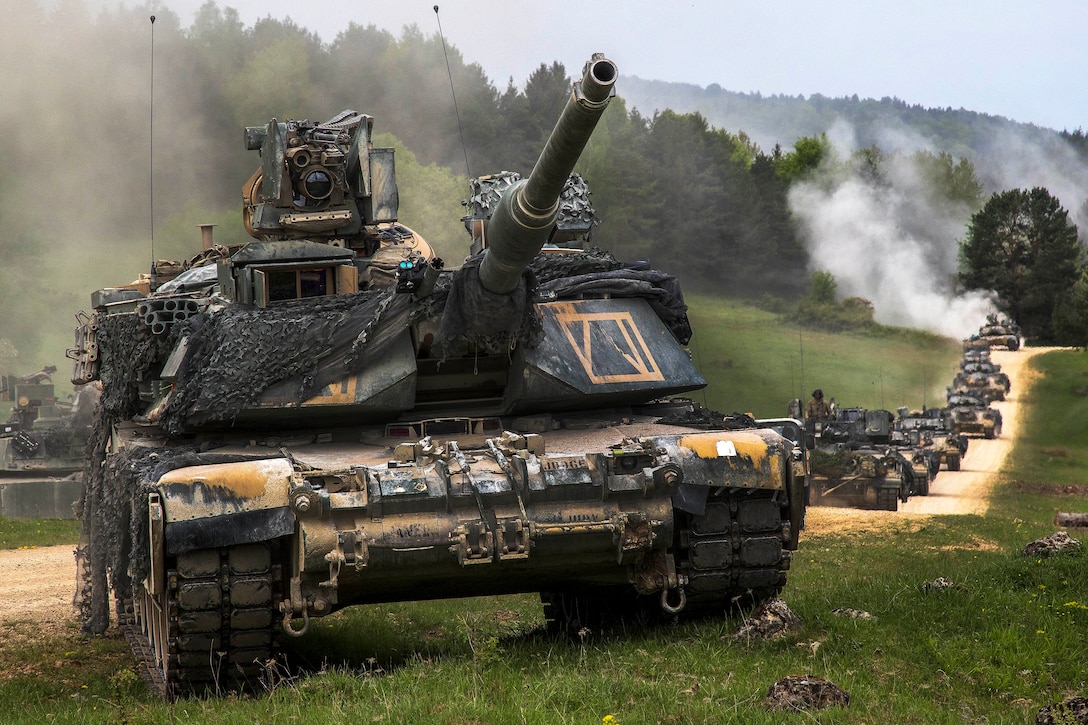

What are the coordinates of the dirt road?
(899, 348, 1042, 515)
(0, 542, 79, 635)
(806, 346, 1049, 532)
(0, 347, 1052, 628)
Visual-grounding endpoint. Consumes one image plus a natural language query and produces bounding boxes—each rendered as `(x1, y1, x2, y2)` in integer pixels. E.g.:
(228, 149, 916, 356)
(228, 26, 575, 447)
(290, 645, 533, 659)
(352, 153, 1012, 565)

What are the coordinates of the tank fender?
(155, 457, 295, 555)
(654, 429, 791, 517)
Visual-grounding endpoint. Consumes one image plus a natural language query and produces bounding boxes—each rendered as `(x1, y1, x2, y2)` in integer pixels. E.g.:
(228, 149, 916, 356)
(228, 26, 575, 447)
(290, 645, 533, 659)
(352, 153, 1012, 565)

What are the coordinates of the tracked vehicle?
(0, 366, 93, 477)
(70, 55, 804, 697)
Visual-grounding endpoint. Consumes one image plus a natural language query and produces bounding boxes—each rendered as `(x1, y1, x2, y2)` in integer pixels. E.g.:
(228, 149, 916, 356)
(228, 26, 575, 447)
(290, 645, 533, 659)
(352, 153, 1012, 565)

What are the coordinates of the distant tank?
(805, 407, 917, 510)
(947, 391, 1003, 439)
(69, 55, 804, 697)
(0, 366, 92, 477)
(963, 314, 1021, 351)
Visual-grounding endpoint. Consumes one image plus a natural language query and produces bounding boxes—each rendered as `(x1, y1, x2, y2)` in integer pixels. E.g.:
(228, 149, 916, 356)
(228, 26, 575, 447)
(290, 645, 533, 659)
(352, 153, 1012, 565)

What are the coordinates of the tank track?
(124, 542, 284, 699)
(543, 489, 791, 632)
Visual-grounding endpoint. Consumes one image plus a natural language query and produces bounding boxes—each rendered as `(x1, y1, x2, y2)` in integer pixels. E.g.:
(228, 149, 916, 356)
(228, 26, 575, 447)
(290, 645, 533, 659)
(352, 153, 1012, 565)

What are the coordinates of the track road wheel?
(130, 542, 284, 698)
(876, 487, 898, 511)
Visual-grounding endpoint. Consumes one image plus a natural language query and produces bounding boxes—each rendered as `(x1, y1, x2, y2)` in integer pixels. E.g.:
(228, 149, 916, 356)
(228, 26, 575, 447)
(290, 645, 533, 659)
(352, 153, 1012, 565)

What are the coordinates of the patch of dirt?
(1012, 481, 1088, 497)
(0, 545, 79, 630)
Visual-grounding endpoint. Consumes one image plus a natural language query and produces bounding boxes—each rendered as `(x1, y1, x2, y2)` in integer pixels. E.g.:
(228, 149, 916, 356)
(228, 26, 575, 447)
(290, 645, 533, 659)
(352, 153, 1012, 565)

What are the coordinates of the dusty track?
(0, 347, 1052, 629)
(807, 346, 1050, 533)
(0, 543, 79, 638)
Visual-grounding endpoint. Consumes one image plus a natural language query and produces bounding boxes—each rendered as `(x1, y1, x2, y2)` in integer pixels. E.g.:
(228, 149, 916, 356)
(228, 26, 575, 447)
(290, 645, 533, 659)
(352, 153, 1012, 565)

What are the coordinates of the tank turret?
(70, 53, 804, 698)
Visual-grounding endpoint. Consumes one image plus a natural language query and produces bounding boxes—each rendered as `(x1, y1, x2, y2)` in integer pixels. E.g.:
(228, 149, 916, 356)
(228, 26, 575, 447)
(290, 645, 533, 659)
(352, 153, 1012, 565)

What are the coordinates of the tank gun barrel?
(479, 54, 617, 294)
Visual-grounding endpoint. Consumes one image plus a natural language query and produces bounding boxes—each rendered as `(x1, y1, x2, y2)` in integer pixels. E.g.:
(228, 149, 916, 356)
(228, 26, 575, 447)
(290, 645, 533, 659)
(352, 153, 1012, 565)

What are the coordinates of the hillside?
(685, 295, 963, 418)
(619, 75, 1068, 160)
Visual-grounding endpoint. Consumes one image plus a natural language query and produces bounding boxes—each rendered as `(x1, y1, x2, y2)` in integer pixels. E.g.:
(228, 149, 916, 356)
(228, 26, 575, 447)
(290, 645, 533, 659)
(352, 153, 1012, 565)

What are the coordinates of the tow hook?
(660, 575, 687, 615)
(280, 600, 310, 637)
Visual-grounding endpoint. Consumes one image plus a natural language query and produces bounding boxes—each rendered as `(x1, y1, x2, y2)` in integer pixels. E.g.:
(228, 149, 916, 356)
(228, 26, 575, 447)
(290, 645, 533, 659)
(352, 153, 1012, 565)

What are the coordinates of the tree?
(773, 135, 830, 182)
(1051, 267, 1088, 346)
(959, 188, 1082, 343)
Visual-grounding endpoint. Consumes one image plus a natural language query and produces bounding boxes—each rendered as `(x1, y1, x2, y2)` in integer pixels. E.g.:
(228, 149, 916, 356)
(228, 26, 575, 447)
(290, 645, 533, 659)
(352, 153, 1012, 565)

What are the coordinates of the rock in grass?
(1036, 695, 1088, 724)
(1024, 531, 1082, 557)
(831, 607, 873, 620)
(921, 577, 958, 594)
(732, 597, 801, 641)
(765, 675, 850, 712)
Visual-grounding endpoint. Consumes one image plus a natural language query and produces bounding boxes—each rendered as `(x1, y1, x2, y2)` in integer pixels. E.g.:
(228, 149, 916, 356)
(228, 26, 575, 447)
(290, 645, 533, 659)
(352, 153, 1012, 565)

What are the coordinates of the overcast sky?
(70, 0, 1088, 132)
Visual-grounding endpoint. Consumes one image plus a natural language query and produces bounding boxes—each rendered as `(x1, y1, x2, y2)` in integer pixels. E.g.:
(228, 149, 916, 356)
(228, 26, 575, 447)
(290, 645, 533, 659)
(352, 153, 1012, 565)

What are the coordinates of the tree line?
(2, 2, 1085, 370)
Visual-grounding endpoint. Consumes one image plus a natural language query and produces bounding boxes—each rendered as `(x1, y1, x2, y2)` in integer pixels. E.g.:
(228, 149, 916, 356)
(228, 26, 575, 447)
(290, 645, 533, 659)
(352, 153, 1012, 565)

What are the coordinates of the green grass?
(685, 295, 962, 418)
(993, 349, 1088, 521)
(0, 515, 81, 549)
(2, 305, 1086, 723)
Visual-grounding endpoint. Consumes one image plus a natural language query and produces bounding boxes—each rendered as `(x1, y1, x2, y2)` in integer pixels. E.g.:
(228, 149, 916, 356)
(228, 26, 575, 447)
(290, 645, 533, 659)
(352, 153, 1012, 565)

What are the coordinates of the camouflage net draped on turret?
(159, 290, 407, 433)
(436, 253, 543, 355)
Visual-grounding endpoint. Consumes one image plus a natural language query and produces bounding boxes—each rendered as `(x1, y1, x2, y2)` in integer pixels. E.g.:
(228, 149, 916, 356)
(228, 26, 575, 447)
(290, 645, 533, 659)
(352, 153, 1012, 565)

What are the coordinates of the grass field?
(685, 295, 963, 418)
(0, 516, 80, 549)
(1, 314, 1085, 724)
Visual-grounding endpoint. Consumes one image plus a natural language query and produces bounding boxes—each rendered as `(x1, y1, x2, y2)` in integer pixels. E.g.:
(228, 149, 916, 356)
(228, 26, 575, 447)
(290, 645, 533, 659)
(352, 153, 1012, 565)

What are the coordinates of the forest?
(2, 1, 1087, 373)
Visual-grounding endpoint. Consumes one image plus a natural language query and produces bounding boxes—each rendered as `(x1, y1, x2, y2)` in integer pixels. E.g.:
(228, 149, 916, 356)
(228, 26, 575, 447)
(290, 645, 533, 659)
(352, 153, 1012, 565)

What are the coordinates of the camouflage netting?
(160, 290, 408, 432)
(75, 247, 694, 634)
(74, 312, 272, 632)
(436, 253, 543, 355)
(656, 409, 759, 430)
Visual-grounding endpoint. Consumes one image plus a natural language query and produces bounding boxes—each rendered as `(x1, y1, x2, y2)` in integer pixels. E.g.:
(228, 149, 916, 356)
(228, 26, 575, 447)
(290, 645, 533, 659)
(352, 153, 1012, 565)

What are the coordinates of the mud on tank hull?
(119, 420, 801, 696)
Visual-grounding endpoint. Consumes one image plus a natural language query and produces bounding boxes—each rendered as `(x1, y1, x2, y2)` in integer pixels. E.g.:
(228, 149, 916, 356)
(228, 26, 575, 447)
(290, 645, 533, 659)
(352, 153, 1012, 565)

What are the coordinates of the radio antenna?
(149, 14, 157, 283)
(433, 5, 471, 177)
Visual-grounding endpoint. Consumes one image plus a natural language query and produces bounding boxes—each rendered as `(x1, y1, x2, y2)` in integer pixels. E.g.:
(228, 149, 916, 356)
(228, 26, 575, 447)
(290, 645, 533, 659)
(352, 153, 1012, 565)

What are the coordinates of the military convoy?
(798, 312, 1023, 512)
(797, 312, 1019, 512)
(802, 407, 926, 511)
(68, 55, 805, 697)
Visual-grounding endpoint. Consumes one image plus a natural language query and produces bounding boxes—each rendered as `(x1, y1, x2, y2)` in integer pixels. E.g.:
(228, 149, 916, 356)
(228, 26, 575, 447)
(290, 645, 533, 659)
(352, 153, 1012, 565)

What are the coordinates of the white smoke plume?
(788, 119, 1088, 339)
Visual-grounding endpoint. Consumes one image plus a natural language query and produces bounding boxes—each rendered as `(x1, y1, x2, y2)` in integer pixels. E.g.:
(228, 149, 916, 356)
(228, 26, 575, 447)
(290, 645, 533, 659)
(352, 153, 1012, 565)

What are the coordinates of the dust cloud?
(0, 4, 237, 378)
(788, 120, 1088, 339)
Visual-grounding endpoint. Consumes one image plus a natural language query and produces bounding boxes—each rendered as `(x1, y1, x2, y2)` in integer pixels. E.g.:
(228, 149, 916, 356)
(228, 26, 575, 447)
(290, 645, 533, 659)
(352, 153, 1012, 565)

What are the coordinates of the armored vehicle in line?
(951, 371, 1006, 403)
(69, 55, 804, 697)
(895, 408, 967, 472)
(804, 407, 919, 510)
(0, 366, 93, 477)
(963, 314, 1020, 351)
(947, 391, 1002, 439)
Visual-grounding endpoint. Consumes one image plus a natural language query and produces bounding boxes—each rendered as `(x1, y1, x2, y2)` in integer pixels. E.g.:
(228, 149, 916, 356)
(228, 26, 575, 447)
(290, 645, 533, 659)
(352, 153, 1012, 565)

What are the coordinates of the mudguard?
(156, 457, 295, 554)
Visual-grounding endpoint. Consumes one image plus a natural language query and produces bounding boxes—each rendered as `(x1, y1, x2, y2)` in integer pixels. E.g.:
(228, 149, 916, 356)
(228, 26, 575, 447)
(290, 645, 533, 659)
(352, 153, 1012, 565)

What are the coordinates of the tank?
(0, 365, 93, 478)
(805, 407, 919, 510)
(69, 55, 804, 697)
(963, 313, 1021, 351)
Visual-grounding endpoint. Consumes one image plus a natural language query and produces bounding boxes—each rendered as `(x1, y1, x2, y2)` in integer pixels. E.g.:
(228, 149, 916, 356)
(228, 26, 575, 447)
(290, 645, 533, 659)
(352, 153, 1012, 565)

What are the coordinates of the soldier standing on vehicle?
(805, 389, 831, 420)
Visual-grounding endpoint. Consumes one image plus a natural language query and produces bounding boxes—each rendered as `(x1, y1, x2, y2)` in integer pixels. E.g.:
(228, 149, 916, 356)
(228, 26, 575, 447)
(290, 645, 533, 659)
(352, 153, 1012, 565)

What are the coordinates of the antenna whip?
(433, 5, 471, 177)
(149, 15, 156, 281)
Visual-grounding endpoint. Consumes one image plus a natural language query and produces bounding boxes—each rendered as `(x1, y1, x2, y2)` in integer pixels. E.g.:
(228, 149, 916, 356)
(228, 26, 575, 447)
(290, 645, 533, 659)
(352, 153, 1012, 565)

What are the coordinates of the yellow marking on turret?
(549, 301, 665, 384)
(301, 375, 358, 405)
